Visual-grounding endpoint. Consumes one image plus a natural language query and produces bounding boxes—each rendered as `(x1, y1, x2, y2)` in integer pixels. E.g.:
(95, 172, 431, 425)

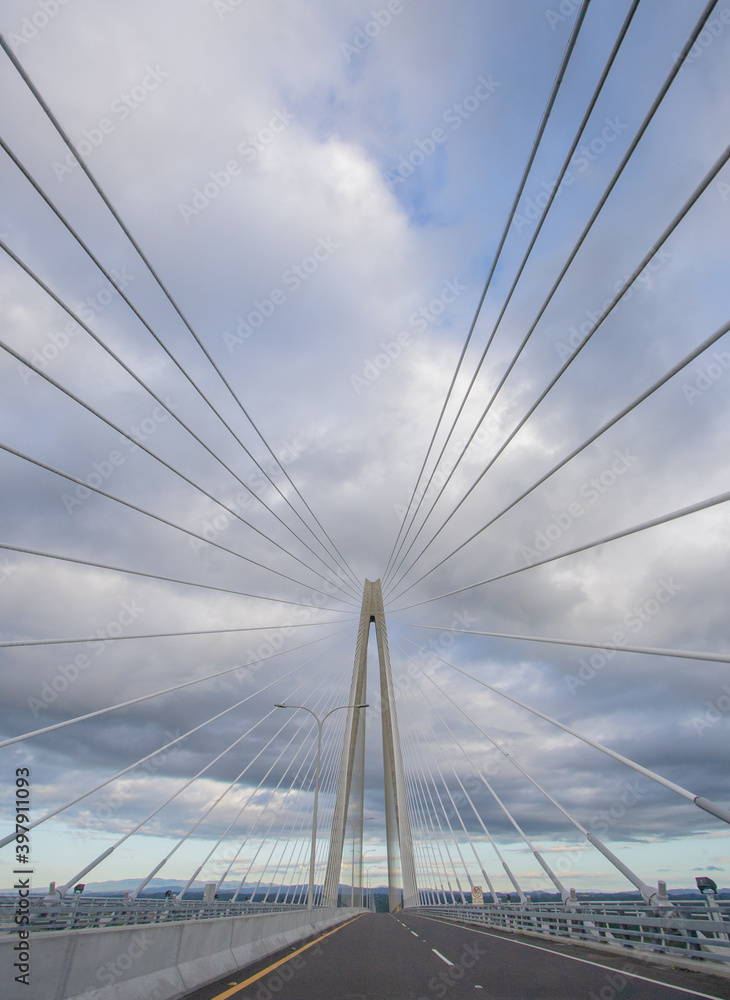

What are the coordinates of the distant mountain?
(417, 888, 730, 902)
(5, 877, 394, 896)
(489, 889, 730, 901)
(4, 878, 262, 895)
(73, 878, 207, 893)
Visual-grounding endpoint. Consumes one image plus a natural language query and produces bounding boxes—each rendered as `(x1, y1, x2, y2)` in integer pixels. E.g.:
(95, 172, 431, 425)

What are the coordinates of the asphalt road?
(184, 910, 730, 1000)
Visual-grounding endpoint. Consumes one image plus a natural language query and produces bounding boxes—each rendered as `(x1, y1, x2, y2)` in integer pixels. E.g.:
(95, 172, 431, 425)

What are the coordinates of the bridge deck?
(183, 911, 730, 1000)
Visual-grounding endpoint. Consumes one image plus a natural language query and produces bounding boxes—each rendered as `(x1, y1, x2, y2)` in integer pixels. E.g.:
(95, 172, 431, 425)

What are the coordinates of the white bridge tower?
(322, 579, 418, 911)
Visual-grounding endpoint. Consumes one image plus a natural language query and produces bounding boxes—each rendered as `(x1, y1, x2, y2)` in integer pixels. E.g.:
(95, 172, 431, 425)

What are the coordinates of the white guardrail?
(0, 894, 307, 932)
(411, 900, 730, 964)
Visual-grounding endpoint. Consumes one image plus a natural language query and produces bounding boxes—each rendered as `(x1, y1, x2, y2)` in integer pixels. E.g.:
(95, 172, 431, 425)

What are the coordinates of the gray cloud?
(1, 0, 728, 896)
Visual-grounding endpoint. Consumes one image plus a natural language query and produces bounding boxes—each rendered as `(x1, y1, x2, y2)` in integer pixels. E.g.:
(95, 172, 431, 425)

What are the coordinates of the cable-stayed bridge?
(1, 0, 730, 997)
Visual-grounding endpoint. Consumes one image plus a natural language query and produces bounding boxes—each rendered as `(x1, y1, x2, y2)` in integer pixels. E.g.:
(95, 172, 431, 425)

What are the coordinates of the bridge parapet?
(0, 902, 365, 1000)
(411, 900, 730, 970)
(0, 894, 303, 933)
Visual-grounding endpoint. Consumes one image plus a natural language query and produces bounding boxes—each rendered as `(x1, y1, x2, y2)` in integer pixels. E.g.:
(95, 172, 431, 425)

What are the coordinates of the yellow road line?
(208, 912, 365, 999)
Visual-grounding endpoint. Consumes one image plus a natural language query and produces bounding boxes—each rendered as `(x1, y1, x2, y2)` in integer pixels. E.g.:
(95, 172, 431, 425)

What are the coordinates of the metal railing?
(0, 894, 309, 932)
(410, 899, 730, 964)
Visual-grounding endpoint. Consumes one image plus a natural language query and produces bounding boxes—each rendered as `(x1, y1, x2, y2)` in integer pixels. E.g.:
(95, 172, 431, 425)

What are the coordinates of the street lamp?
(275, 702, 368, 910)
(364, 862, 381, 912)
(346, 817, 374, 907)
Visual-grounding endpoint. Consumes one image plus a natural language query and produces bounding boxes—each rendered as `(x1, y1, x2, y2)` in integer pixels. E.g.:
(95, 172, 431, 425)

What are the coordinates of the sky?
(0, 0, 729, 900)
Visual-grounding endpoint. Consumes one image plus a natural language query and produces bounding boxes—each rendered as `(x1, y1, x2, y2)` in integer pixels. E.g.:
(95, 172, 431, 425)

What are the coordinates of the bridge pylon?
(322, 579, 418, 911)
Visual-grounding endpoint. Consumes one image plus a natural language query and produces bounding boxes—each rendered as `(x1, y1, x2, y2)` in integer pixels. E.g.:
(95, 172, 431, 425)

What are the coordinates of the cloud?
(0, 0, 729, 897)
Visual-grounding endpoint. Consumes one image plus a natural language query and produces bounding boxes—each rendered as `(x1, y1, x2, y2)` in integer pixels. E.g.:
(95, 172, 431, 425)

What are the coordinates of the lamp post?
(364, 862, 381, 912)
(275, 702, 368, 911)
(346, 818, 374, 906)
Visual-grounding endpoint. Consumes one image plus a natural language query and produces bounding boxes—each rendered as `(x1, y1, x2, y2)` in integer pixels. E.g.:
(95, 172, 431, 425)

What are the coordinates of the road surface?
(184, 910, 730, 999)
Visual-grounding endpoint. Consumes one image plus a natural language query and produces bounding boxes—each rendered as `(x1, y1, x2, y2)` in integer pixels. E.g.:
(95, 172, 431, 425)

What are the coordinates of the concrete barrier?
(2, 905, 364, 1000)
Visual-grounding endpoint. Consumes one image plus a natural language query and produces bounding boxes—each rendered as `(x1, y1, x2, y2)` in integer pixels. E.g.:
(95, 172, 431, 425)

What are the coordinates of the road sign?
(471, 885, 483, 905)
